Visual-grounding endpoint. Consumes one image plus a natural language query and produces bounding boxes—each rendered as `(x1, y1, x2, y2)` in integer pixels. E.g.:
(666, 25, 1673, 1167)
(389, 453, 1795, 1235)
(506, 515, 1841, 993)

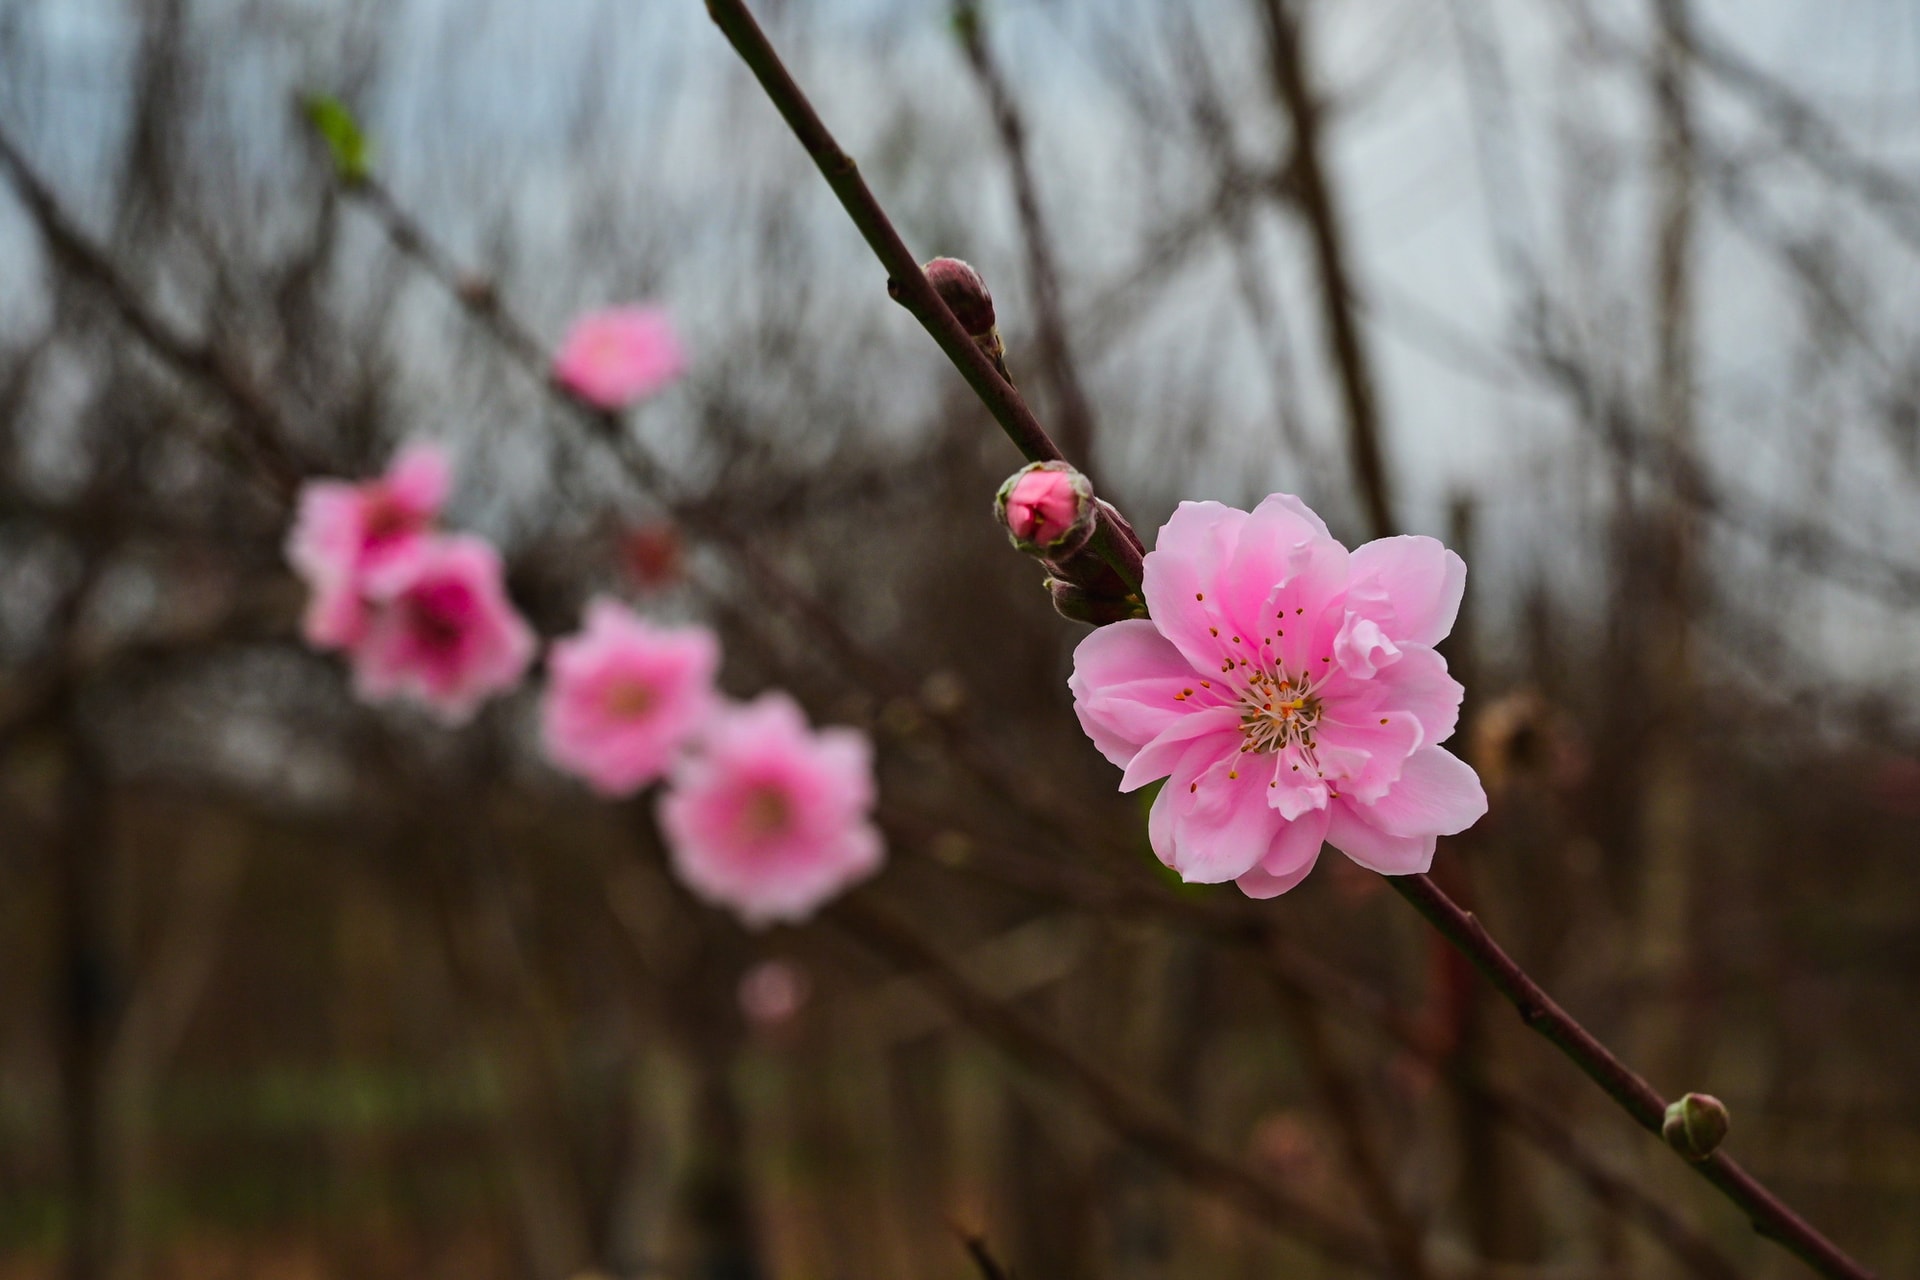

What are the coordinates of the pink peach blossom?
(286, 442, 452, 648)
(552, 306, 686, 409)
(1069, 495, 1486, 899)
(349, 534, 535, 725)
(659, 692, 882, 927)
(540, 599, 720, 796)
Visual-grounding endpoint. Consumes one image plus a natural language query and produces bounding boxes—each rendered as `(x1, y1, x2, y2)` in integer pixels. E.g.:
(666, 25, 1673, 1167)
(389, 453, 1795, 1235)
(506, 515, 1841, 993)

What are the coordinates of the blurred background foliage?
(1, 0, 1917, 1276)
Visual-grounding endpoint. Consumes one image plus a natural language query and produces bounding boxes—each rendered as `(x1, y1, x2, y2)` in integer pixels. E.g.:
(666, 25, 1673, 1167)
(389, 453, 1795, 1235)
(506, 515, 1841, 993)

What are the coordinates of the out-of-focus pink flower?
(659, 692, 883, 927)
(1069, 495, 1486, 899)
(349, 534, 536, 725)
(540, 599, 719, 796)
(286, 443, 453, 648)
(552, 306, 685, 409)
(738, 958, 812, 1029)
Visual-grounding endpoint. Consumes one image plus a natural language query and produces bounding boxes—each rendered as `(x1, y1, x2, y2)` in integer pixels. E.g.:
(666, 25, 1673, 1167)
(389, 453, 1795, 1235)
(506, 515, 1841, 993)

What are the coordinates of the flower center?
(736, 785, 792, 841)
(404, 583, 470, 654)
(603, 678, 656, 720)
(1238, 671, 1323, 756)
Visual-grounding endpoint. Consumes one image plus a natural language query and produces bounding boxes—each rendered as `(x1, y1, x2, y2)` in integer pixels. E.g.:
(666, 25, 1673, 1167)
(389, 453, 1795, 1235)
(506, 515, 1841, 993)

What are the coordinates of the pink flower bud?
(995, 461, 1094, 557)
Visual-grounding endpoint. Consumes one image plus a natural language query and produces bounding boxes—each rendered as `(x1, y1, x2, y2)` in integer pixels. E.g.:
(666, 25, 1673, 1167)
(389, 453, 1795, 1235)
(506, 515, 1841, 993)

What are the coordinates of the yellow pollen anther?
(1195, 592, 1204, 601)
(1209, 627, 1218, 636)
(1228, 770, 1238, 779)
(1380, 718, 1389, 725)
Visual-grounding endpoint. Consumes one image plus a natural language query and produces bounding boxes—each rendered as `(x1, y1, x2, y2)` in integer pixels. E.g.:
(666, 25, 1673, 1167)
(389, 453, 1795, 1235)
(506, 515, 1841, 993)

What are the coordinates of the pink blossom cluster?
(540, 604, 883, 927)
(287, 430, 882, 928)
(286, 442, 534, 725)
(1070, 494, 1487, 898)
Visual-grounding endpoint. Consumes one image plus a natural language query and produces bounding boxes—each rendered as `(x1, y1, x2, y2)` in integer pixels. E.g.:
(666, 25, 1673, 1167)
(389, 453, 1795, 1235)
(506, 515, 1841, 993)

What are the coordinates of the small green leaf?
(301, 93, 371, 183)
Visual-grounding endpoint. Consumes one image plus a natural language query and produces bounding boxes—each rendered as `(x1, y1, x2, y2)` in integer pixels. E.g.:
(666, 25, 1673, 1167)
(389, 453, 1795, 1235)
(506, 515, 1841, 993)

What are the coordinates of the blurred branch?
(1567, 0, 1920, 255)
(827, 894, 1394, 1276)
(1253, 0, 1396, 538)
(954, 1226, 1014, 1280)
(0, 124, 313, 500)
(951, 0, 1101, 466)
(890, 807, 1747, 1280)
(1268, 978, 1434, 1279)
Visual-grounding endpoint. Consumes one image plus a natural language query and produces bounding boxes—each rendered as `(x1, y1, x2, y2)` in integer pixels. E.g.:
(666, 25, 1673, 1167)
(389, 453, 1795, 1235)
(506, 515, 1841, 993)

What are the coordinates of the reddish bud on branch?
(996, 461, 1095, 558)
(891, 256, 1010, 382)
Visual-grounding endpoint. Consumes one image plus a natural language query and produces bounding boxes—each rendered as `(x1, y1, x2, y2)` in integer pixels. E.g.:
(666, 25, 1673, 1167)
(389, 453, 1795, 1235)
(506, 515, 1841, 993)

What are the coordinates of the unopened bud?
(1662, 1093, 1729, 1161)
(1047, 577, 1146, 626)
(891, 256, 1010, 381)
(996, 461, 1095, 558)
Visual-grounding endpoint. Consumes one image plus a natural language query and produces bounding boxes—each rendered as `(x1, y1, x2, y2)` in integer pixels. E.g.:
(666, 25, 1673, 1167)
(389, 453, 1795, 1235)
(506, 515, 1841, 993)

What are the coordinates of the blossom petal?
(1333, 611, 1402, 678)
(1139, 501, 1247, 674)
(1312, 709, 1423, 803)
(1163, 750, 1284, 883)
(1120, 707, 1241, 792)
(1219, 493, 1332, 648)
(1235, 806, 1329, 899)
(1265, 536, 1351, 676)
(1349, 744, 1487, 838)
(1069, 619, 1206, 767)
(1325, 802, 1437, 875)
(1348, 535, 1466, 648)
(1374, 646, 1464, 746)
(385, 442, 453, 514)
